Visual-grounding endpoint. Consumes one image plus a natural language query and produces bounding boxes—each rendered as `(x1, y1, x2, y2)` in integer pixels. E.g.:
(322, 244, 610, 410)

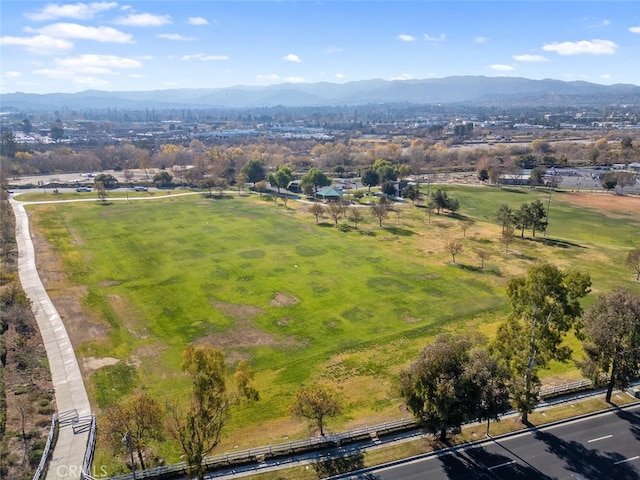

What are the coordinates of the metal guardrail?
(33, 413, 58, 480)
(104, 417, 417, 480)
(538, 379, 593, 398)
(81, 414, 97, 480)
(100, 378, 604, 480)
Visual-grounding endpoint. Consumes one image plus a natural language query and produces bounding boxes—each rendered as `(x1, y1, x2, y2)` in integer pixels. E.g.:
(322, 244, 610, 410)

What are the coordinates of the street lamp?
(122, 431, 137, 479)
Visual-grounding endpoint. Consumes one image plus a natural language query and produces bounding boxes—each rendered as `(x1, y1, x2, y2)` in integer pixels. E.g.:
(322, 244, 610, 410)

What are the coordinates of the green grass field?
(25, 186, 640, 471)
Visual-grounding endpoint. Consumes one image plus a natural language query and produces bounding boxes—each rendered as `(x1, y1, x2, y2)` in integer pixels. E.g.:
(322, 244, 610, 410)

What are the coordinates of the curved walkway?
(10, 199, 91, 480)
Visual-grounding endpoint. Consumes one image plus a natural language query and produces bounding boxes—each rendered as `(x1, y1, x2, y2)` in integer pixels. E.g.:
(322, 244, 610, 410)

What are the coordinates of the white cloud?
(54, 54, 143, 73)
(115, 13, 172, 27)
(543, 39, 617, 55)
(600, 73, 611, 80)
(325, 45, 342, 53)
(74, 76, 110, 86)
(182, 53, 228, 61)
(33, 23, 133, 43)
(284, 77, 307, 83)
(188, 17, 209, 26)
(4, 71, 22, 78)
(475, 36, 488, 44)
(391, 73, 415, 81)
(158, 33, 194, 41)
(282, 53, 302, 63)
(26, 2, 118, 21)
(397, 34, 416, 42)
(489, 64, 515, 72)
(630, 26, 640, 34)
(0, 35, 73, 54)
(424, 33, 446, 43)
(335, 73, 346, 79)
(257, 74, 280, 81)
(513, 54, 549, 62)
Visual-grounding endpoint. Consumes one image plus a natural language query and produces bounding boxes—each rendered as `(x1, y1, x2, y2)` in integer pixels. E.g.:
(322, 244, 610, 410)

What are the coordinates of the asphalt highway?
(337, 403, 640, 480)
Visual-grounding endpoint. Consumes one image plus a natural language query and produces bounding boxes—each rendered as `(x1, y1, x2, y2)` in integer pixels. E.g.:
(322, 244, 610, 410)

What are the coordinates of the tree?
(21, 119, 33, 135)
(601, 171, 618, 192)
(361, 168, 379, 193)
(1, 131, 18, 158)
(529, 166, 546, 188)
(627, 248, 640, 281)
(476, 249, 491, 270)
(465, 348, 511, 436)
(347, 207, 364, 229)
(399, 334, 508, 441)
(94, 173, 118, 189)
(493, 263, 591, 423)
(445, 239, 463, 264)
(460, 219, 474, 237)
(500, 225, 515, 253)
(309, 202, 325, 224)
(527, 200, 547, 237)
(513, 203, 531, 238)
(402, 184, 420, 204)
(381, 181, 397, 197)
(168, 345, 258, 480)
(300, 167, 331, 194)
(424, 197, 436, 224)
(103, 392, 164, 470)
(373, 159, 397, 183)
(578, 288, 640, 402)
(240, 159, 266, 185)
(50, 119, 64, 142)
(291, 385, 342, 436)
(327, 201, 344, 227)
(95, 181, 107, 204)
(477, 168, 489, 183)
(370, 198, 390, 227)
(617, 171, 637, 195)
(267, 164, 294, 193)
(153, 170, 173, 187)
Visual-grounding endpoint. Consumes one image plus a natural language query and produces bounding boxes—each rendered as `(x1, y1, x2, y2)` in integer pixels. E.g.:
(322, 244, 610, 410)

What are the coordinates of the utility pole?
(122, 431, 137, 479)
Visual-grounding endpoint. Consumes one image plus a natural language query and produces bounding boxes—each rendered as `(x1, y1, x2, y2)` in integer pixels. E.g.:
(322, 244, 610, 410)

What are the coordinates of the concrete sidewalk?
(10, 199, 91, 480)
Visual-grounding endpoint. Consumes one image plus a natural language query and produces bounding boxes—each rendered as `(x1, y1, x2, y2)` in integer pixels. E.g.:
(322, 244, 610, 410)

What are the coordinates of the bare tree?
(309, 202, 325, 224)
(327, 201, 344, 227)
(445, 239, 463, 264)
(370, 198, 391, 227)
(347, 207, 365, 229)
(627, 248, 640, 281)
(501, 226, 515, 253)
(476, 249, 491, 270)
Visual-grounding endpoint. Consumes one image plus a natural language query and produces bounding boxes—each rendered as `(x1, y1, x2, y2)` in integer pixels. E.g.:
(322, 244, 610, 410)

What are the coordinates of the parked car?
(76, 186, 92, 192)
(133, 186, 148, 192)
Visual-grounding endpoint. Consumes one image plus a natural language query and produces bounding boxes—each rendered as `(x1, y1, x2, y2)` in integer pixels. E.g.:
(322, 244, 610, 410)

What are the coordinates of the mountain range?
(2, 76, 640, 111)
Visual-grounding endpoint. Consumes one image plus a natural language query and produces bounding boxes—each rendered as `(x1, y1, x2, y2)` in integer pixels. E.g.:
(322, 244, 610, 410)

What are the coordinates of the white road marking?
(614, 456, 640, 465)
(587, 434, 612, 443)
(488, 460, 517, 470)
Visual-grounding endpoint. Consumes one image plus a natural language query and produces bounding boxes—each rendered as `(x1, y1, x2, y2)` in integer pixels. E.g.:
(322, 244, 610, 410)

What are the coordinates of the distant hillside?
(2, 76, 640, 111)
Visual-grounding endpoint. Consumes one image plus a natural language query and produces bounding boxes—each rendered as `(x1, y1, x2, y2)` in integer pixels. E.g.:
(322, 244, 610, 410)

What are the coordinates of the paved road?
(10, 199, 92, 480)
(334, 404, 640, 480)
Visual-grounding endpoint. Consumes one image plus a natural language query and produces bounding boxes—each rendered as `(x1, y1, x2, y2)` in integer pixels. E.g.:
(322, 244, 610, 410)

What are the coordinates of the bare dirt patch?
(270, 292, 300, 307)
(211, 301, 263, 320)
(81, 356, 120, 373)
(27, 213, 109, 351)
(561, 192, 640, 216)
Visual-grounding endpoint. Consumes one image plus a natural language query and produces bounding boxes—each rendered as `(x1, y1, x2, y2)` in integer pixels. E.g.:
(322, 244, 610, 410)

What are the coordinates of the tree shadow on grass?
(525, 237, 586, 249)
(532, 427, 639, 480)
(383, 226, 416, 236)
(312, 451, 371, 478)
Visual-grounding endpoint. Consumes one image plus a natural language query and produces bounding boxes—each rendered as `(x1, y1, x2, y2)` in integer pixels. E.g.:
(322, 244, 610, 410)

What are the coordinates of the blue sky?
(1, 1, 639, 94)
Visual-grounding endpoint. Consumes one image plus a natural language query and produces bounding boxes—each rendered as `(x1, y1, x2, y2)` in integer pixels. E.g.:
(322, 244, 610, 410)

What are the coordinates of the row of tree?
(400, 262, 640, 441)
(496, 201, 547, 238)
